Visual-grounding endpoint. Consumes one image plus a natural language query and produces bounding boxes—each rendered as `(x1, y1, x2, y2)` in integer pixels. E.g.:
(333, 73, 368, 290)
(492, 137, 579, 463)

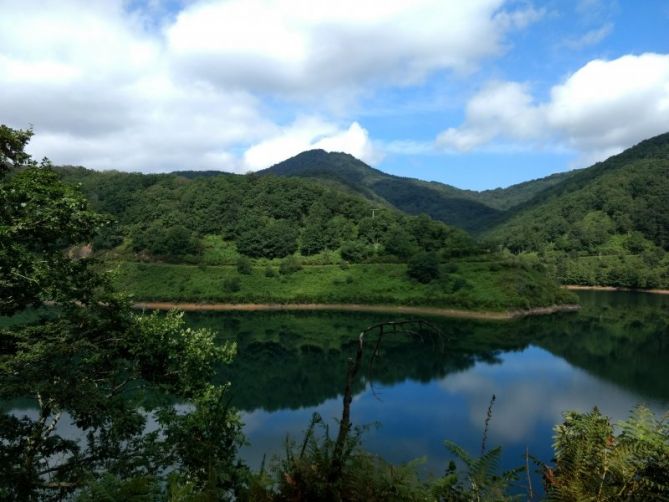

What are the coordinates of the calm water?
(5, 291, 669, 494)
(186, 291, 669, 490)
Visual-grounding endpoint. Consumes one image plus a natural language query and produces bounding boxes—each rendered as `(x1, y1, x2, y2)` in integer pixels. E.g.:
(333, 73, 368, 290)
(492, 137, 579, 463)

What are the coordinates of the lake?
(185, 290, 669, 493)
(4, 291, 668, 495)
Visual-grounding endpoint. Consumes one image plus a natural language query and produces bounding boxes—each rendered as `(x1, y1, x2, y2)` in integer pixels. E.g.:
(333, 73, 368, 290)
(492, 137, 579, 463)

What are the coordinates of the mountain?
(484, 132, 669, 288)
(57, 164, 475, 263)
(487, 132, 669, 249)
(258, 150, 575, 232)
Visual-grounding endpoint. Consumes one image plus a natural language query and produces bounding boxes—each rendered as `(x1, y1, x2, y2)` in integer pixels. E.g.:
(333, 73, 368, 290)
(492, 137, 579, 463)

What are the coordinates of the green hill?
(258, 150, 575, 232)
(56, 165, 476, 265)
(485, 133, 669, 288)
(54, 165, 575, 311)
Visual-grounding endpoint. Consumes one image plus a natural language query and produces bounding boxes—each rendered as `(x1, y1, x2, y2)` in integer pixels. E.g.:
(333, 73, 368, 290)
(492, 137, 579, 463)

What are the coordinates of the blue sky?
(1, 0, 668, 190)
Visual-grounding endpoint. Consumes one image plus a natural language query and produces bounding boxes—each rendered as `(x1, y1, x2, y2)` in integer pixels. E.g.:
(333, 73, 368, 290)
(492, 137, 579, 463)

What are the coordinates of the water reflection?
(183, 291, 669, 480)
(4, 291, 668, 489)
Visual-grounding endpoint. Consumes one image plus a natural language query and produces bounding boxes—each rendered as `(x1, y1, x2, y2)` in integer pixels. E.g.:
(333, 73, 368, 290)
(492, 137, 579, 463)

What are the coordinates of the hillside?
(258, 150, 574, 232)
(57, 165, 476, 264)
(54, 165, 575, 312)
(486, 133, 669, 288)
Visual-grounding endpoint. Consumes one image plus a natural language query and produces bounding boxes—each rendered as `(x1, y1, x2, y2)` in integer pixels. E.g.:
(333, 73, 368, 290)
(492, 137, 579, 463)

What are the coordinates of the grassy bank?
(110, 259, 576, 312)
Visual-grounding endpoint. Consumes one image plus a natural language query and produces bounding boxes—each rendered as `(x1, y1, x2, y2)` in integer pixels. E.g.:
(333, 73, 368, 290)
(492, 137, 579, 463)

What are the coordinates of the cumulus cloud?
(166, 0, 543, 94)
(243, 118, 381, 171)
(437, 53, 669, 164)
(437, 81, 545, 151)
(0, 0, 541, 172)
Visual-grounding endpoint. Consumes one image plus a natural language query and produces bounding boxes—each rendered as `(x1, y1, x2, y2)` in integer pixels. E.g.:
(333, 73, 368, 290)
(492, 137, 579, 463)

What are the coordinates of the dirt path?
(132, 302, 581, 320)
(564, 285, 669, 295)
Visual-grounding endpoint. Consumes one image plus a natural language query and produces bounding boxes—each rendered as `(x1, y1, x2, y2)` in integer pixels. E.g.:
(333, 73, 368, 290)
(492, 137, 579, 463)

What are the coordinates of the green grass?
(108, 259, 576, 311)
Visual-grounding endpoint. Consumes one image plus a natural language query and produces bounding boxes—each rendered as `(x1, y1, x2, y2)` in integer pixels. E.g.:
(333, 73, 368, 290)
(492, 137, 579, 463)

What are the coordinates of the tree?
(0, 125, 244, 499)
(237, 220, 298, 258)
(382, 225, 418, 259)
(132, 221, 200, 260)
(236, 256, 253, 275)
(340, 240, 372, 263)
(407, 252, 440, 283)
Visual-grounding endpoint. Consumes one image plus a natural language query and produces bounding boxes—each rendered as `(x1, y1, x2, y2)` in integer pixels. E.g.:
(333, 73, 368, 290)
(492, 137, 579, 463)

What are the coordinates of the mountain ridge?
(258, 149, 577, 232)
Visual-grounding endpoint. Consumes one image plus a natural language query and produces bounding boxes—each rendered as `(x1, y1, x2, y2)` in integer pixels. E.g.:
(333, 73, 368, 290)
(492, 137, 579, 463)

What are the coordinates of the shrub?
(236, 256, 253, 275)
(340, 241, 371, 263)
(279, 256, 302, 275)
(264, 266, 276, 277)
(222, 276, 241, 293)
(407, 252, 440, 283)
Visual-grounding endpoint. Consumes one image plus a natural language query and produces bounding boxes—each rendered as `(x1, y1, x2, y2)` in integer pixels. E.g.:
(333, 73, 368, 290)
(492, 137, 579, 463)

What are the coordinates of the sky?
(1, 0, 668, 190)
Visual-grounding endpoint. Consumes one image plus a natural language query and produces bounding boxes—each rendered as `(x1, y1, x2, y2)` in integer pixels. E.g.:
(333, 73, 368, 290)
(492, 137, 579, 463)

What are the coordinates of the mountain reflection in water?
(184, 291, 669, 480)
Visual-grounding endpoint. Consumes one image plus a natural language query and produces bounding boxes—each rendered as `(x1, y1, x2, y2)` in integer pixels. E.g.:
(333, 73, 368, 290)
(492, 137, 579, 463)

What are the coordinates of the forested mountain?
(57, 166, 475, 264)
(486, 133, 669, 287)
(57, 130, 669, 289)
(259, 150, 575, 231)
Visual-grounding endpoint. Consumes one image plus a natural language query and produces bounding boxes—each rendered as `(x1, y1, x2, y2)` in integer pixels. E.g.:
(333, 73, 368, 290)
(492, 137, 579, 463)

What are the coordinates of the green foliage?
(157, 385, 248, 498)
(113, 259, 575, 311)
(57, 162, 477, 265)
(382, 224, 419, 259)
(486, 133, 669, 287)
(253, 413, 432, 502)
(0, 126, 243, 500)
(236, 256, 253, 275)
(278, 255, 303, 275)
(340, 240, 373, 263)
(0, 124, 33, 174)
(223, 276, 242, 293)
(132, 221, 200, 261)
(546, 405, 669, 500)
(440, 442, 522, 501)
(407, 252, 440, 283)
(237, 220, 299, 259)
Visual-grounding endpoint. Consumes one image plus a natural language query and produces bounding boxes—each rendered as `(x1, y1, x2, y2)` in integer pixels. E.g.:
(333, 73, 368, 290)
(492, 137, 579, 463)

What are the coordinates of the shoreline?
(132, 301, 581, 320)
(564, 285, 669, 295)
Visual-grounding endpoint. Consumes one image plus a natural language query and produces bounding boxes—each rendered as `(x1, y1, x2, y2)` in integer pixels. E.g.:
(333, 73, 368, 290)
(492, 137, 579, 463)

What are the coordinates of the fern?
(443, 440, 522, 501)
(545, 405, 669, 501)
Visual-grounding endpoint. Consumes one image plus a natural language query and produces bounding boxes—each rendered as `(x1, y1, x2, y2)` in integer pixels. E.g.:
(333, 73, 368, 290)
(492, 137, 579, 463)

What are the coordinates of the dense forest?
(486, 133, 669, 288)
(259, 135, 669, 289)
(59, 166, 475, 264)
(53, 165, 583, 311)
(57, 131, 669, 291)
(258, 149, 576, 232)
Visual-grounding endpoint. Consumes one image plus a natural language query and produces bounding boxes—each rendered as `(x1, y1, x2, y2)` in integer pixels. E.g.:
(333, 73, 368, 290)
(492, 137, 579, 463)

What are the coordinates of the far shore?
(564, 285, 669, 295)
(132, 301, 581, 320)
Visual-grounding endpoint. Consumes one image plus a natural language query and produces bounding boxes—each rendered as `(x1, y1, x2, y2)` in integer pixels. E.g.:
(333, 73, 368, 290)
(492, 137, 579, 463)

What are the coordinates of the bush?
(279, 256, 302, 275)
(340, 241, 371, 263)
(264, 266, 276, 277)
(407, 252, 440, 283)
(236, 256, 253, 275)
(222, 276, 241, 293)
(237, 220, 298, 259)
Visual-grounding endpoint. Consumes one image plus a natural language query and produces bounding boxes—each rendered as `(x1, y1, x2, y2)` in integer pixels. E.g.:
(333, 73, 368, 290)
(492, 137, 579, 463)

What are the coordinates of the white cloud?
(437, 53, 669, 164)
(243, 118, 381, 171)
(436, 81, 545, 151)
(0, 0, 541, 172)
(166, 0, 542, 95)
